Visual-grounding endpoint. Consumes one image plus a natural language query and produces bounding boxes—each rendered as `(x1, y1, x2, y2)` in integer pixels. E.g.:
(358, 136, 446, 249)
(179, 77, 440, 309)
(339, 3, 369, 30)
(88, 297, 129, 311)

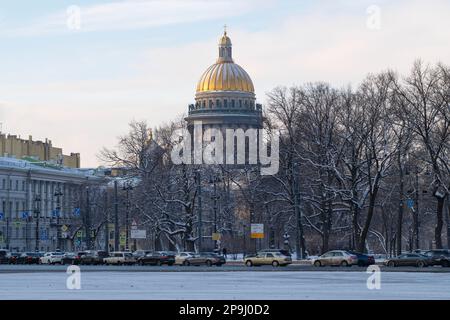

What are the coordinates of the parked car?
(61, 252, 87, 265)
(0, 249, 9, 264)
(80, 251, 109, 265)
(133, 250, 152, 258)
(423, 250, 450, 267)
(39, 252, 65, 264)
(312, 250, 358, 267)
(258, 249, 292, 257)
(7, 252, 22, 264)
(137, 251, 175, 266)
(175, 252, 195, 265)
(103, 251, 136, 265)
(384, 253, 431, 267)
(16, 252, 42, 264)
(244, 252, 292, 267)
(183, 253, 225, 266)
(348, 251, 375, 267)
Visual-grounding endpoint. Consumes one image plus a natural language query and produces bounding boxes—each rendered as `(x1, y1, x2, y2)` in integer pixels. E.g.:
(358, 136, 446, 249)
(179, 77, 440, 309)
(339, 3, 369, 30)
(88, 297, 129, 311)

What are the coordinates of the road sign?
(21, 211, 29, 219)
(131, 220, 138, 230)
(76, 230, 83, 238)
(73, 208, 81, 216)
(407, 199, 414, 209)
(119, 231, 126, 245)
(250, 223, 264, 239)
(130, 229, 146, 239)
(212, 233, 221, 241)
(0, 212, 4, 220)
(14, 220, 21, 227)
(61, 225, 68, 232)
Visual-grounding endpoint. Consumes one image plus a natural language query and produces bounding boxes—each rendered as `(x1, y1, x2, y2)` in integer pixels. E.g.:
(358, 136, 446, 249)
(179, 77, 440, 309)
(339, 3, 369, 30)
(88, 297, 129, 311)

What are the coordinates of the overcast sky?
(0, 0, 449, 167)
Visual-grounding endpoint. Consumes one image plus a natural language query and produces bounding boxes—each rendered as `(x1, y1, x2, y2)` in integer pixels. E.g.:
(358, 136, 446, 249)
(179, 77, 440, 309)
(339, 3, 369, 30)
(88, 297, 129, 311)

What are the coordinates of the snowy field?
(1, 271, 450, 300)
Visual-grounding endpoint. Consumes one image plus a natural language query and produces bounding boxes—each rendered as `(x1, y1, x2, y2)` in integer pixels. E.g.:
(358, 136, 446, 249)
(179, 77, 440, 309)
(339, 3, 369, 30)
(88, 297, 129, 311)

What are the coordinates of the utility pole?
(114, 180, 119, 251)
(196, 170, 203, 253)
(85, 187, 91, 250)
(414, 166, 420, 249)
(104, 191, 109, 253)
(293, 162, 305, 259)
(34, 194, 41, 251)
(123, 183, 133, 251)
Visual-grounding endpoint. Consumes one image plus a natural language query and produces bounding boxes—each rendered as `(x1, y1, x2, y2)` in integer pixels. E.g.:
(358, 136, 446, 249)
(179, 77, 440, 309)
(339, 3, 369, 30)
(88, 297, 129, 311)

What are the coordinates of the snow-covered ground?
(1, 271, 449, 300)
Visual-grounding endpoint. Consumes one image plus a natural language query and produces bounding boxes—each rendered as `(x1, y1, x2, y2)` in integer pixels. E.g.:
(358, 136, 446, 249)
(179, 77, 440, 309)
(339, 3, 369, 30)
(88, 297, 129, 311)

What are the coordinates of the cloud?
(1, 0, 268, 36)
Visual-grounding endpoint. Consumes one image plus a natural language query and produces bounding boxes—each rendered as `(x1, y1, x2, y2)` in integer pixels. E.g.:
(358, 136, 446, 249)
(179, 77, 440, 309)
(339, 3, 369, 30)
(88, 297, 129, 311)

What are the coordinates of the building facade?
(0, 157, 102, 252)
(0, 133, 80, 168)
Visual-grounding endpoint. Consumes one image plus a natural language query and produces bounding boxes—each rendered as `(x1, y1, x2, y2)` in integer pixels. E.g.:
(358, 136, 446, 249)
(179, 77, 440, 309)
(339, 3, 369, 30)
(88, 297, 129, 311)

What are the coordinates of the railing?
(188, 104, 263, 116)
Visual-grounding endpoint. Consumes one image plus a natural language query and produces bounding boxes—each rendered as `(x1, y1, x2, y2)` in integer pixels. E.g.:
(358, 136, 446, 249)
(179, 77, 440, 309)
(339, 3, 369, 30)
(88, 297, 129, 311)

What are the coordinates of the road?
(1, 264, 450, 273)
(1, 268, 450, 299)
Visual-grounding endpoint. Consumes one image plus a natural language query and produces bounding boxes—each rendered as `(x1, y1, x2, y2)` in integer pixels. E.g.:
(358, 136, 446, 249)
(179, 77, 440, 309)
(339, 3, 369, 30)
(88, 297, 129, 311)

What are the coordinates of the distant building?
(0, 133, 80, 168)
(0, 157, 104, 252)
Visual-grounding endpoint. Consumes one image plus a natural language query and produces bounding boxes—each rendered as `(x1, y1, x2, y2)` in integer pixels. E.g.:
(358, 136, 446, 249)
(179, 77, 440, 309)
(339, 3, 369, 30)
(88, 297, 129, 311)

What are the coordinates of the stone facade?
(0, 157, 102, 252)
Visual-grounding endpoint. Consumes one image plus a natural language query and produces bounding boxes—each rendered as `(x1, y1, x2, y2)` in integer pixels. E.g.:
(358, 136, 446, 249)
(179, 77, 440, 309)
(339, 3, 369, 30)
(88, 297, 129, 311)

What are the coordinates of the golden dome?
(196, 30, 254, 93)
(196, 62, 254, 93)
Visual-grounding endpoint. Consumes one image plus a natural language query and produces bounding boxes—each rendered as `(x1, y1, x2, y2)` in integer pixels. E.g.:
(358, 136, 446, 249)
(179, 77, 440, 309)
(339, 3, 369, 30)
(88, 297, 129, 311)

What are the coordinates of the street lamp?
(54, 188, 63, 250)
(33, 194, 41, 252)
(122, 182, 133, 251)
(209, 174, 221, 251)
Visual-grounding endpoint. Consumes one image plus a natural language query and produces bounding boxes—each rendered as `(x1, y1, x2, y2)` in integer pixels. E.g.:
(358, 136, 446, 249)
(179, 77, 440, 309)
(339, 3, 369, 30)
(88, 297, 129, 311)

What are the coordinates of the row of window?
(1, 200, 72, 219)
(195, 99, 255, 110)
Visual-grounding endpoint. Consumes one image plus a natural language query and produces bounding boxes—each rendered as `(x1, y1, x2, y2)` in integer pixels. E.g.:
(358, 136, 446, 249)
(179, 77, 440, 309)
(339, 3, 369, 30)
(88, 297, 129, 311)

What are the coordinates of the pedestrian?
(222, 247, 227, 259)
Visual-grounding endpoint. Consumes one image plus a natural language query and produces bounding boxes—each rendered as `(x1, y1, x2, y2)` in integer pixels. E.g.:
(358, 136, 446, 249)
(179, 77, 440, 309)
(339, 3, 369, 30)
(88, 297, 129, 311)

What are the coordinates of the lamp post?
(54, 188, 63, 250)
(209, 174, 220, 251)
(33, 194, 41, 252)
(195, 170, 202, 253)
(122, 183, 133, 251)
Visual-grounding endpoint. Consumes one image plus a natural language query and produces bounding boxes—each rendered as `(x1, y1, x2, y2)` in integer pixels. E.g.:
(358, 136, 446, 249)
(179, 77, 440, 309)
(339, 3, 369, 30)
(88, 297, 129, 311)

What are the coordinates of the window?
(22, 181, 25, 191)
(266, 253, 274, 258)
(224, 99, 228, 108)
(2, 179, 5, 189)
(231, 100, 235, 108)
(9, 180, 12, 190)
(15, 180, 18, 191)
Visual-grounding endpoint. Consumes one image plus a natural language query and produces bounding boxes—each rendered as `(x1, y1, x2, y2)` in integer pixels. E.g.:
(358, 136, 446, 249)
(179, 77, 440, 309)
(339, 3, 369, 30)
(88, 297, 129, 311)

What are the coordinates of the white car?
(175, 252, 195, 265)
(103, 252, 136, 265)
(40, 252, 65, 265)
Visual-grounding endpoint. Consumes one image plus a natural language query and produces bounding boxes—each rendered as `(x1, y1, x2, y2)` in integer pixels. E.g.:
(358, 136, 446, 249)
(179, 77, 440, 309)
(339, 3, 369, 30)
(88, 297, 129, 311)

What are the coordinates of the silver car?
(312, 250, 358, 267)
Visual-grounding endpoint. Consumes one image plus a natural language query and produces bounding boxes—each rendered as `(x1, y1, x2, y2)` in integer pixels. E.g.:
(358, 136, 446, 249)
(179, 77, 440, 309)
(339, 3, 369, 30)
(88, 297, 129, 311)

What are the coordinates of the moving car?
(244, 252, 291, 267)
(183, 253, 225, 266)
(80, 250, 109, 265)
(384, 253, 431, 267)
(175, 252, 195, 265)
(16, 252, 42, 264)
(423, 249, 450, 267)
(312, 250, 358, 267)
(348, 251, 375, 267)
(137, 251, 175, 266)
(103, 251, 136, 265)
(39, 252, 65, 264)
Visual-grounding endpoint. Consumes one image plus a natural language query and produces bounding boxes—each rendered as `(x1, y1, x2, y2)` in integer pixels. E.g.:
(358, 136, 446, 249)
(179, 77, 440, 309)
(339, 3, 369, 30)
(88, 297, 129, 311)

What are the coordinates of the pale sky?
(0, 0, 449, 167)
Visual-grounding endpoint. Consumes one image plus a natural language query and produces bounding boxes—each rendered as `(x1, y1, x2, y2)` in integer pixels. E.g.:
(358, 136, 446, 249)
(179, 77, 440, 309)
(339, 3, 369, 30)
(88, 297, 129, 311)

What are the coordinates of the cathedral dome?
(196, 31, 254, 94)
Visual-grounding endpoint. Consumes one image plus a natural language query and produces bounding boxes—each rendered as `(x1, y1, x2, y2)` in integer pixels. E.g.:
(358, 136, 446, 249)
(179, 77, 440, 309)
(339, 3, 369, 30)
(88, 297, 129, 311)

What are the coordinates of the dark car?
(16, 252, 42, 264)
(0, 249, 9, 264)
(348, 251, 375, 267)
(80, 251, 109, 265)
(7, 252, 22, 264)
(137, 251, 175, 266)
(423, 249, 450, 267)
(385, 253, 431, 267)
(61, 252, 87, 265)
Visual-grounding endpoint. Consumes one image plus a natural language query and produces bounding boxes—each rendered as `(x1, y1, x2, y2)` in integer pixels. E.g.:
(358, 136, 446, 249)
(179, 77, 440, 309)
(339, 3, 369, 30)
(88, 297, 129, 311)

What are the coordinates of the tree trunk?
(434, 196, 445, 249)
(358, 187, 379, 253)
